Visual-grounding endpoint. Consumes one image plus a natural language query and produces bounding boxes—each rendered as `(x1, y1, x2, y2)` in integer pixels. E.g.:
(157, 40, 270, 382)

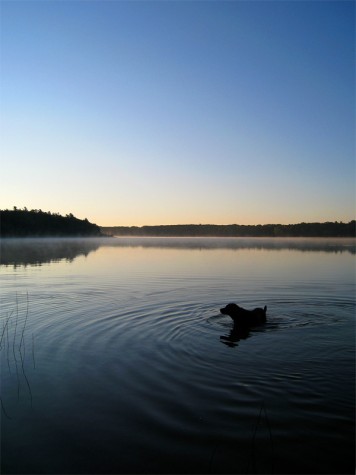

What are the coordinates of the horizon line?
(100, 220, 356, 228)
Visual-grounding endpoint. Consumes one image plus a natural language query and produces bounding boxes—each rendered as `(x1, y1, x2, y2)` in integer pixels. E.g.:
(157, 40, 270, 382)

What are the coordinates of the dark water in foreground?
(1, 237, 355, 474)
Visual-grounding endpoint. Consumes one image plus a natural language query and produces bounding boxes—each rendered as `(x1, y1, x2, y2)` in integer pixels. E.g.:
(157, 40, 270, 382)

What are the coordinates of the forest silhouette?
(102, 221, 355, 238)
(1, 208, 355, 238)
(1, 208, 102, 237)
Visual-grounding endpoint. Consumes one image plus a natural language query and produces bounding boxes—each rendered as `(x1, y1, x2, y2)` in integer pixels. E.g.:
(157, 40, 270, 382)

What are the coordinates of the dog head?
(220, 303, 241, 316)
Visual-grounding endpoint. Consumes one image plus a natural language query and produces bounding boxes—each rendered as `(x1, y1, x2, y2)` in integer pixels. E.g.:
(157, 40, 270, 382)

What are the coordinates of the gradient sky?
(1, 1, 355, 226)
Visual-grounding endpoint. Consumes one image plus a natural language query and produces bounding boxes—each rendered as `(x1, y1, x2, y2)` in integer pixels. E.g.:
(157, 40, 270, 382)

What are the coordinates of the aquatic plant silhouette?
(246, 401, 274, 474)
(1, 292, 35, 418)
(208, 401, 274, 474)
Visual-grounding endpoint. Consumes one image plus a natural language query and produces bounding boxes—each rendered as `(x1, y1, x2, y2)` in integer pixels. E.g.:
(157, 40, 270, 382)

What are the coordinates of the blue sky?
(1, 1, 354, 226)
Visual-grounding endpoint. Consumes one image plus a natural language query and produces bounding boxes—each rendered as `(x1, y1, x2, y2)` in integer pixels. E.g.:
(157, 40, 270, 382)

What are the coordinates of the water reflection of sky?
(1, 237, 355, 268)
(1, 236, 354, 474)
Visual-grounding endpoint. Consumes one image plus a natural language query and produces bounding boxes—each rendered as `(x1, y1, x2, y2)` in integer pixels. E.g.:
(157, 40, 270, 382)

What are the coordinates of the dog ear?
(264, 306, 267, 313)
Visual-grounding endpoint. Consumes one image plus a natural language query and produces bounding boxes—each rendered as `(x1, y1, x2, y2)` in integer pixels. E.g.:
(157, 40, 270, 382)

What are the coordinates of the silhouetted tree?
(101, 221, 356, 238)
(0, 208, 103, 237)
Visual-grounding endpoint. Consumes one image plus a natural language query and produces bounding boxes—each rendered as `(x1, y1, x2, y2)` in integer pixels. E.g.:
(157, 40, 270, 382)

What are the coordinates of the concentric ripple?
(1, 238, 355, 474)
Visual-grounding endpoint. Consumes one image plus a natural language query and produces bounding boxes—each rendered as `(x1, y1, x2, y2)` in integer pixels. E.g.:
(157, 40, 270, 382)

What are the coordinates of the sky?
(1, 0, 355, 226)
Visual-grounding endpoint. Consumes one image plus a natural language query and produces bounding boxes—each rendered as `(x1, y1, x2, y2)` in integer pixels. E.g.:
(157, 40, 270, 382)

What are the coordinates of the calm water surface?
(1, 237, 355, 474)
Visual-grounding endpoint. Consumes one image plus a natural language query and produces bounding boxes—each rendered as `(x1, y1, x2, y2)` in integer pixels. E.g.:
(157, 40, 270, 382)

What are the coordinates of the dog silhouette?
(220, 303, 267, 327)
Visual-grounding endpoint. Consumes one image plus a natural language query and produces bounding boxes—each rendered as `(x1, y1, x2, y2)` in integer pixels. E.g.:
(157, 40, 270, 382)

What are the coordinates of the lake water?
(1, 237, 355, 474)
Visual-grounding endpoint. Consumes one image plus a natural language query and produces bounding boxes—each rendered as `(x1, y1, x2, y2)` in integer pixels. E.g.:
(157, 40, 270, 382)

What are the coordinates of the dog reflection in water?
(219, 303, 267, 347)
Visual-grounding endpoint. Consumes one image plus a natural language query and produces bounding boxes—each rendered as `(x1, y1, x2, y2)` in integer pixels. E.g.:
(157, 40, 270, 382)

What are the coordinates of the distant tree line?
(1, 208, 103, 237)
(1, 208, 354, 237)
(102, 221, 356, 238)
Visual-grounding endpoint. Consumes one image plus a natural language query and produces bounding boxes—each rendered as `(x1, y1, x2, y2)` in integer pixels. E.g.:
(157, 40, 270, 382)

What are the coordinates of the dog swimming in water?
(220, 303, 267, 327)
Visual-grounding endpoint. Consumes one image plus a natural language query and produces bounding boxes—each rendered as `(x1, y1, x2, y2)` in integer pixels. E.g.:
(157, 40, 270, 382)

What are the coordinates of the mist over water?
(1, 238, 355, 474)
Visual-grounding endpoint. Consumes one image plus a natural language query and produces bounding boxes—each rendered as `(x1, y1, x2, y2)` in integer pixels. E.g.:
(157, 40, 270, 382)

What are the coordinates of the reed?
(0, 311, 13, 349)
(208, 401, 275, 474)
(19, 292, 29, 352)
(19, 337, 33, 407)
(0, 292, 35, 418)
(246, 401, 274, 474)
(6, 322, 11, 373)
(12, 293, 19, 361)
(32, 334, 36, 369)
(0, 397, 12, 420)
